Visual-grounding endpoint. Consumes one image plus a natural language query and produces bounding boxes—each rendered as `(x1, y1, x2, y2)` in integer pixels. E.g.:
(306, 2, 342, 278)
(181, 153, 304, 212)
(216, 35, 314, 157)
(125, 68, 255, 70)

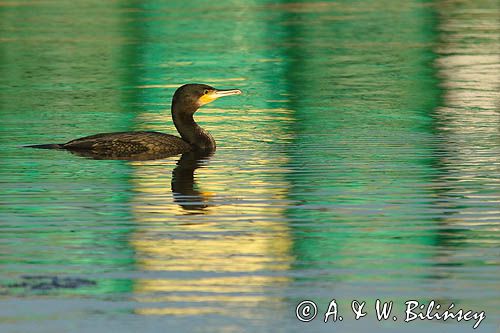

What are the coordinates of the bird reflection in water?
(69, 148, 214, 213)
(171, 149, 214, 213)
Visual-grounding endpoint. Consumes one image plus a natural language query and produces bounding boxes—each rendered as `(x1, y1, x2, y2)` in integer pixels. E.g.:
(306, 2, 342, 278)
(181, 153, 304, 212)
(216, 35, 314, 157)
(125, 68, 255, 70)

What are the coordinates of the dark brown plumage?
(26, 84, 242, 159)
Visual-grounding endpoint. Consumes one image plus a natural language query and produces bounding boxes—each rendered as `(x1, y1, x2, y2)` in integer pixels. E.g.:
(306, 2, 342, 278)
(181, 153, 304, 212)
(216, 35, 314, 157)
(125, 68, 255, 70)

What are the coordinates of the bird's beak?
(213, 89, 242, 97)
(198, 88, 242, 106)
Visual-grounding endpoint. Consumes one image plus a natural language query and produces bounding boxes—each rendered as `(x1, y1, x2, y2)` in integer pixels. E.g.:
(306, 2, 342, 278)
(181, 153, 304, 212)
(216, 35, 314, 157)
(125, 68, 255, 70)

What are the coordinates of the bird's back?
(63, 131, 191, 155)
(62, 131, 192, 156)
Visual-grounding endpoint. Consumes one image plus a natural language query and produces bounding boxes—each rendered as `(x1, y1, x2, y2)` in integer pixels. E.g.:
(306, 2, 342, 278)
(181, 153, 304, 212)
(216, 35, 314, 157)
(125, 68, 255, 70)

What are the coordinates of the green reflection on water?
(284, 0, 443, 271)
(0, 1, 136, 294)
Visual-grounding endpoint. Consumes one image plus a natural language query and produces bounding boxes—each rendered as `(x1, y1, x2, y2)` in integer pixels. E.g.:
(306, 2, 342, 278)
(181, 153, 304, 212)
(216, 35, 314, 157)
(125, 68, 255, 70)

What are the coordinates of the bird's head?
(172, 83, 242, 113)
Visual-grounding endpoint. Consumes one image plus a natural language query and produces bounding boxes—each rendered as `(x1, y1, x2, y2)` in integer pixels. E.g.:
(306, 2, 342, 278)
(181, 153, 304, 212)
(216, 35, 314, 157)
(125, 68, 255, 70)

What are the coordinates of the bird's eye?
(203, 89, 210, 95)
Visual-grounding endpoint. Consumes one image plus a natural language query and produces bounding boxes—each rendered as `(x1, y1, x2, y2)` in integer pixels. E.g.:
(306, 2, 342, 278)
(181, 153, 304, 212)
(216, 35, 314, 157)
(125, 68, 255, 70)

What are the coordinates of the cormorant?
(26, 84, 242, 159)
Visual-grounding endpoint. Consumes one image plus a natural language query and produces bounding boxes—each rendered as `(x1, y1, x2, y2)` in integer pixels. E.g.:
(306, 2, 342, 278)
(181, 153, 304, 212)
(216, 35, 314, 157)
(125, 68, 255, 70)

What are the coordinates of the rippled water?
(1, 1, 499, 332)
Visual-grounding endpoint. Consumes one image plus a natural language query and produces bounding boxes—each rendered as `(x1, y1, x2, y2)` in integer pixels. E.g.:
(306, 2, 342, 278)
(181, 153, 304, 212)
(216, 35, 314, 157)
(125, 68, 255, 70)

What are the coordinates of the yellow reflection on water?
(132, 221, 291, 272)
(128, 104, 293, 316)
(136, 307, 225, 316)
(434, 1, 500, 228)
(134, 276, 289, 316)
(135, 276, 290, 295)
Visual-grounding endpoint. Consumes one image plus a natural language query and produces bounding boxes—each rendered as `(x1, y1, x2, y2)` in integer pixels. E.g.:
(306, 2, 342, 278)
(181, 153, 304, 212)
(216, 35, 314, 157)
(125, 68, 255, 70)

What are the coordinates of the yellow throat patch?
(197, 92, 217, 106)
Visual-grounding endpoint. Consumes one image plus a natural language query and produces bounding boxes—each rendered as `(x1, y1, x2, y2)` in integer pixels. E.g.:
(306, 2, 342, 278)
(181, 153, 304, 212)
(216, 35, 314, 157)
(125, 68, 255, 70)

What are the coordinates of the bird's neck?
(172, 105, 216, 150)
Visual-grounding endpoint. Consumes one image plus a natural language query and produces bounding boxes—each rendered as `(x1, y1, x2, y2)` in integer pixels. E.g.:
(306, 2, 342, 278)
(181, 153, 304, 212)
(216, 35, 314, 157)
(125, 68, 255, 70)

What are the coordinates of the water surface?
(1, 0, 499, 332)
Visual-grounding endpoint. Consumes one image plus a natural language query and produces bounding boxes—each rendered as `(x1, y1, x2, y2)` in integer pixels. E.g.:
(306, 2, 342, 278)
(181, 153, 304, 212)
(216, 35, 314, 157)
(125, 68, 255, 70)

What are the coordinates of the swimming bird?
(26, 84, 242, 158)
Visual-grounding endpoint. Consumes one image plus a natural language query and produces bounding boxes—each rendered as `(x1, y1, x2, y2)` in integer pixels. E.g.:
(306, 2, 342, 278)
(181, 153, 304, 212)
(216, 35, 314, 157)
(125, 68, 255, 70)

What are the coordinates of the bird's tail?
(24, 144, 63, 149)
